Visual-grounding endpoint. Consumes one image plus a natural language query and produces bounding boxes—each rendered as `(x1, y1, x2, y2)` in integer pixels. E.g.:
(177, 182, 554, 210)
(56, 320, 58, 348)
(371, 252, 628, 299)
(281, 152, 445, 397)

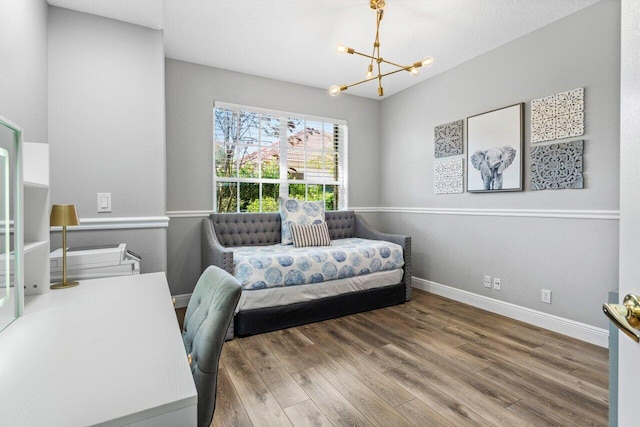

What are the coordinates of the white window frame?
(213, 101, 348, 212)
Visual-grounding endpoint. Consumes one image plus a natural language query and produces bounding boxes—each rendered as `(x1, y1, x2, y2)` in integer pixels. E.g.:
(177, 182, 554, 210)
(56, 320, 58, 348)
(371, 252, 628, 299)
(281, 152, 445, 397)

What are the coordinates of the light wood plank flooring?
(179, 289, 609, 426)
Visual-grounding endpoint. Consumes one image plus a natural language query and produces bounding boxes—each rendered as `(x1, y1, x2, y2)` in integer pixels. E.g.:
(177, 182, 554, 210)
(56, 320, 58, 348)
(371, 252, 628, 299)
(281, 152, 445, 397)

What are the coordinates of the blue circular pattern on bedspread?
(285, 270, 305, 286)
(309, 273, 324, 283)
(249, 256, 272, 269)
(338, 265, 356, 279)
(379, 247, 391, 258)
(359, 247, 376, 259)
(296, 256, 312, 271)
(322, 262, 338, 278)
(236, 264, 253, 283)
(309, 251, 329, 263)
(232, 238, 404, 289)
(277, 255, 294, 267)
(265, 268, 283, 285)
(331, 251, 347, 262)
(349, 252, 363, 267)
(250, 281, 267, 290)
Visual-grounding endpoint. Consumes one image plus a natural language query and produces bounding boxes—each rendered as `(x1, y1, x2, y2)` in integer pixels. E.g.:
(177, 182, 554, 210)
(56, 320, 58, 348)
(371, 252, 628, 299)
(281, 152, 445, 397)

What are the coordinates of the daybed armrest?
(354, 214, 412, 301)
(201, 218, 234, 275)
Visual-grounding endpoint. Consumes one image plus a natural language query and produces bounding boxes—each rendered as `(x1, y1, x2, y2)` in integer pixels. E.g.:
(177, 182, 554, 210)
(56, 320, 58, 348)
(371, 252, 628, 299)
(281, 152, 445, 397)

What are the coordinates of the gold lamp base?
(51, 281, 80, 290)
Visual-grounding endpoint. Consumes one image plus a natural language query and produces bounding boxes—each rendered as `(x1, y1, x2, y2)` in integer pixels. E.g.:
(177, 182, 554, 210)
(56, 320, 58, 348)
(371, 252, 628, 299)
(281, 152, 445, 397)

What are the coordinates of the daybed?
(201, 210, 411, 337)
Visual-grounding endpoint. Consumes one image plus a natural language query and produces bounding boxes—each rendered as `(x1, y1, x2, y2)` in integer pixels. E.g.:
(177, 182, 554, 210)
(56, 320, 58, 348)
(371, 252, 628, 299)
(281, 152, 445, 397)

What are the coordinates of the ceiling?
(47, 0, 601, 99)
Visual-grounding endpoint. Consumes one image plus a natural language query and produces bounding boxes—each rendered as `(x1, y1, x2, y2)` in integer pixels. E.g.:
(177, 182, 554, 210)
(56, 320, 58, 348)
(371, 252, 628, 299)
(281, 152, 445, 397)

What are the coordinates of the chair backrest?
(182, 266, 242, 427)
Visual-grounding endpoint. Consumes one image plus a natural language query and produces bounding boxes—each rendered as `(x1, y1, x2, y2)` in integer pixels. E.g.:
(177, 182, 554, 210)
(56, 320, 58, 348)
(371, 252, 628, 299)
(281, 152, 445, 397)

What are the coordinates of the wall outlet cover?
(484, 276, 492, 288)
(493, 277, 502, 290)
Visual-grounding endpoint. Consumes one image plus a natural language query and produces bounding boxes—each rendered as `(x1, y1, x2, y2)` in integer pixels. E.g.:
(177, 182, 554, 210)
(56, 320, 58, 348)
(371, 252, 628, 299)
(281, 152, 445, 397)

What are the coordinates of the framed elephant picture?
(467, 103, 524, 192)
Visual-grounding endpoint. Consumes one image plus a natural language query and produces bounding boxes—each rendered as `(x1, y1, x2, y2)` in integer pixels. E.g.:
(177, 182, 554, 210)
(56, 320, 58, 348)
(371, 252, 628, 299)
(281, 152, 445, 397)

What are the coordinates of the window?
(213, 102, 347, 213)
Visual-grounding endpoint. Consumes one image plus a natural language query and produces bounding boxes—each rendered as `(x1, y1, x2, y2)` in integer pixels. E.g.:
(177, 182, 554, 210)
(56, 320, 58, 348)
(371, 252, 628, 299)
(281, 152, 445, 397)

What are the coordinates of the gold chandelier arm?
(337, 64, 416, 91)
(351, 49, 419, 73)
(341, 75, 380, 90)
(378, 66, 415, 79)
(381, 58, 415, 70)
(368, 10, 381, 73)
(352, 50, 377, 61)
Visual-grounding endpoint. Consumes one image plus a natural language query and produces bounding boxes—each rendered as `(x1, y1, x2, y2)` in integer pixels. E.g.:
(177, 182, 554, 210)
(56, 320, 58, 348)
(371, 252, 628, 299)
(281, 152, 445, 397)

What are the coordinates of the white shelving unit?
(23, 142, 49, 295)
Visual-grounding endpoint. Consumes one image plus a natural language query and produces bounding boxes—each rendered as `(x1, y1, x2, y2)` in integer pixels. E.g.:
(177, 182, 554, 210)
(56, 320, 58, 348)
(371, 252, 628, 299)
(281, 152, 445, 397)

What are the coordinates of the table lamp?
(50, 204, 80, 289)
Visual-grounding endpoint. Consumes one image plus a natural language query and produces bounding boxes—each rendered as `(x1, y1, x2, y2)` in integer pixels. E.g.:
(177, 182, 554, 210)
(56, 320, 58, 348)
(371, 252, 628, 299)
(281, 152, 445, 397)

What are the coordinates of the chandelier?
(329, 0, 433, 97)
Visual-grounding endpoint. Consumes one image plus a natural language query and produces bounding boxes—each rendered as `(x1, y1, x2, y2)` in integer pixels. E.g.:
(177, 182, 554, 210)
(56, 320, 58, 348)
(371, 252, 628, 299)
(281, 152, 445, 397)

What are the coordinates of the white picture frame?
(467, 103, 524, 192)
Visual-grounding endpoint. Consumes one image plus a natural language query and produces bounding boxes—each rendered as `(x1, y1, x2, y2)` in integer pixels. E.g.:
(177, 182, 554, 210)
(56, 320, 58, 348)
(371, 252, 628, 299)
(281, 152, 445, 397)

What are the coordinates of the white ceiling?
(47, 0, 601, 99)
(48, 0, 164, 30)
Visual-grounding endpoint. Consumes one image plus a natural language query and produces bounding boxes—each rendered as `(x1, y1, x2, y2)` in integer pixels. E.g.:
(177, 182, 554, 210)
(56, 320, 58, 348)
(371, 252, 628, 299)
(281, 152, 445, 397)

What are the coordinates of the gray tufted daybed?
(201, 210, 411, 337)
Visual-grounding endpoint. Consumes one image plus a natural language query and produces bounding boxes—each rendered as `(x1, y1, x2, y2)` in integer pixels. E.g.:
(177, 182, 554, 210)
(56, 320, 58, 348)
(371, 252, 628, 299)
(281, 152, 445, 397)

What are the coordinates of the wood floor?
(181, 289, 609, 427)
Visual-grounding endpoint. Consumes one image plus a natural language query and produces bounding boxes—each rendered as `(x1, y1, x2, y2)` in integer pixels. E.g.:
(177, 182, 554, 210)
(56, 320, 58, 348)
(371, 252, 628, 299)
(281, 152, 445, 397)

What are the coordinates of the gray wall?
(0, 0, 48, 143)
(378, 0, 620, 328)
(48, 7, 167, 274)
(165, 59, 381, 295)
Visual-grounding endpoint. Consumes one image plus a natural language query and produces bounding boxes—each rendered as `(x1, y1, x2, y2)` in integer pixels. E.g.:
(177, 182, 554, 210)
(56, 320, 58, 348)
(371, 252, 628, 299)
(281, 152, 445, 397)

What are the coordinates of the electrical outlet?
(484, 276, 492, 288)
(541, 289, 552, 304)
(493, 277, 502, 290)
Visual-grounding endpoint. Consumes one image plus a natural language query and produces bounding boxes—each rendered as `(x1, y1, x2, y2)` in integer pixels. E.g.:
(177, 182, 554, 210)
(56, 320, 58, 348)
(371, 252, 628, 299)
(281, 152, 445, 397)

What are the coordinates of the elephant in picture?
(470, 146, 516, 190)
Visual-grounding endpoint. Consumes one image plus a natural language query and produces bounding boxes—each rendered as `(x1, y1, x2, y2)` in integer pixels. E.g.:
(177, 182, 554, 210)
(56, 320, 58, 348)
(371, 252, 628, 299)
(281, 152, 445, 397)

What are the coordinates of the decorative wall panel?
(434, 120, 463, 158)
(531, 88, 584, 143)
(434, 158, 463, 194)
(531, 140, 584, 190)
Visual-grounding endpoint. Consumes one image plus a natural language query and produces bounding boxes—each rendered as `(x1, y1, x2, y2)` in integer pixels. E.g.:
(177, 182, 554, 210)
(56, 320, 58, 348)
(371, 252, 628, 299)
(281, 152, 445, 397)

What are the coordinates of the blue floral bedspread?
(232, 238, 404, 290)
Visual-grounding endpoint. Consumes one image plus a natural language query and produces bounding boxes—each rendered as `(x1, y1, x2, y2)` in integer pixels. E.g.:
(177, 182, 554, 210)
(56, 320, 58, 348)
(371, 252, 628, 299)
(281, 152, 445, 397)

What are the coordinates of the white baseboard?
(412, 277, 609, 348)
(172, 293, 191, 309)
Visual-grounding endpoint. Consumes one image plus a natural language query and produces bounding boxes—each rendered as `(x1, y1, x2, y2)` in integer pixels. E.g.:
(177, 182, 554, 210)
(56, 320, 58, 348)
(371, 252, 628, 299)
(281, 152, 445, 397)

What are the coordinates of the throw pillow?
(290, 222, 332, 248)
(279, 197, 325, 245)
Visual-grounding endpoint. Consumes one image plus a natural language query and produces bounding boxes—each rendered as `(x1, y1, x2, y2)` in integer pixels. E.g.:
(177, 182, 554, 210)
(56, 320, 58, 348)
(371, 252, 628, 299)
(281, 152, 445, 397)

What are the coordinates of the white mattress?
(236, 268, 403, 313)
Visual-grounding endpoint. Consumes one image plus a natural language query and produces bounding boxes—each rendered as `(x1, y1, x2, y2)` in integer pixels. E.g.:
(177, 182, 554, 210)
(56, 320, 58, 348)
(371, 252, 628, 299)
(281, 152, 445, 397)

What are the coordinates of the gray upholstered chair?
(182, 266, 242, 427)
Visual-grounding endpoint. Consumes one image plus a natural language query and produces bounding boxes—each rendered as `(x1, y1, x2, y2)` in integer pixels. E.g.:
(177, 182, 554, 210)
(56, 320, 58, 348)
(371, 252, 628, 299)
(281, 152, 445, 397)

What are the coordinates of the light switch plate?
(97, 192, 112, 213)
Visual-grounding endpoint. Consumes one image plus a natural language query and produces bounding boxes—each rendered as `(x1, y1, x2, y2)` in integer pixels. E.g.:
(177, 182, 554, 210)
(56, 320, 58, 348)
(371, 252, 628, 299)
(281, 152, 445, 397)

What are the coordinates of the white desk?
(0, 273, 197, 426)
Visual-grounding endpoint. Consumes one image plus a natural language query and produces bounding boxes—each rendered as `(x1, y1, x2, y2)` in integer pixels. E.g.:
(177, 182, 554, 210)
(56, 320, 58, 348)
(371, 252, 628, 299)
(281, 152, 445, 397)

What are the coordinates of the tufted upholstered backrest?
(182, 266, 242, 427)
(210, 210, 356, 247)
(325, 210, 355, 240)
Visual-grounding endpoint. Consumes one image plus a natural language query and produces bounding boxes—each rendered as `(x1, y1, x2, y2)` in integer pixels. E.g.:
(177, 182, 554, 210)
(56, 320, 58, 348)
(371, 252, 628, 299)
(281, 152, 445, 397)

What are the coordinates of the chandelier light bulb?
(329, 85, 342, 96)
(336, 43, 354, 54)
(410, 67, 419, 76)
(366, 64, 373, 78)
(421, 56, 434, 67)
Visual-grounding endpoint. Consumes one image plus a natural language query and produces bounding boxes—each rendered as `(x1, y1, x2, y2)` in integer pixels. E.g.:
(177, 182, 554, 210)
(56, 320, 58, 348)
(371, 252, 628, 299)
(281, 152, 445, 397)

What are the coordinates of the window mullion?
(279, 117, 288, 199)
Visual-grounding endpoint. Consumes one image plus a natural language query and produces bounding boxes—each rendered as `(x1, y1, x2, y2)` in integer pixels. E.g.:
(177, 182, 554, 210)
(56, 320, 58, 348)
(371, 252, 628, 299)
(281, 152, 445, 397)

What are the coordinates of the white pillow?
(279, 197, 326, 245)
